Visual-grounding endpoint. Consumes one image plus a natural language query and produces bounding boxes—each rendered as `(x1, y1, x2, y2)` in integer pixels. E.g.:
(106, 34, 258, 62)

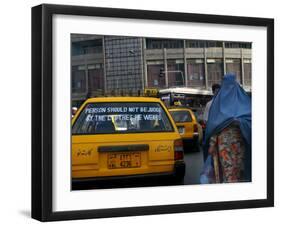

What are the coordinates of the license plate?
(108, 152, 141, 169)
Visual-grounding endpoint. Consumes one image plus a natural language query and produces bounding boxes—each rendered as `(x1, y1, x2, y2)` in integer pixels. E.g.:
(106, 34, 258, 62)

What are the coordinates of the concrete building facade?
(71, 34, 252, 107)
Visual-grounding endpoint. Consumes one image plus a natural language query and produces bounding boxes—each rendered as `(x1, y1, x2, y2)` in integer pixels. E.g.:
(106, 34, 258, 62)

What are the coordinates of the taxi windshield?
(169, 110, 192, 123)
(72, 102, 174, 134)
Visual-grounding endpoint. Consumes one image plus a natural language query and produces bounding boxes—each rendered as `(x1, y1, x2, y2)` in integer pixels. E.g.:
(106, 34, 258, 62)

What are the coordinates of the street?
(183, 148, 204, 185)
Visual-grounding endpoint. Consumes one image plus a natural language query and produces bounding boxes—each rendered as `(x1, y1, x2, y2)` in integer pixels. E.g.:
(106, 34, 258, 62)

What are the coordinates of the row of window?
(72, 39, 103, 56)
(147, 59, 252, 64)
(146, 59, 251, 89)
(72, 57, 251, 94)
(72, 38, 252, 56)
(145, 39, 252, 49)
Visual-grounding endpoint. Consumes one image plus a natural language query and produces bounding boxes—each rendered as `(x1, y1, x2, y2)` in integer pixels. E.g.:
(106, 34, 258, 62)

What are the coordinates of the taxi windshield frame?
(72, 102, 175, 135)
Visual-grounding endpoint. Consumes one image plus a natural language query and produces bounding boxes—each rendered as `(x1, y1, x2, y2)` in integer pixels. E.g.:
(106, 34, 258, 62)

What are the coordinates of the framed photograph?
(32, 4, 274, 221)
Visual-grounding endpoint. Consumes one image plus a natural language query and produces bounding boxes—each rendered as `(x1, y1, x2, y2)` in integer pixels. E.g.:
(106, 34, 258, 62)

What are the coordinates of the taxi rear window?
(169, 110, 192, 123)
(72, 102, 174, 134)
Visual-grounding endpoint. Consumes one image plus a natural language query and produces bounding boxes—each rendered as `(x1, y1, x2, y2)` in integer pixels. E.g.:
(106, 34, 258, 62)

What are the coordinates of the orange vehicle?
(168, 107, 202, 151)
(71, 97, 185, 187)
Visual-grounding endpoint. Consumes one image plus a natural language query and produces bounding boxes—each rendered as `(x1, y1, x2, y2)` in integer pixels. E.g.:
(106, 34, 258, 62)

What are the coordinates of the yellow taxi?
(168, 107, 202, 151)
(72, 97, 185, 186)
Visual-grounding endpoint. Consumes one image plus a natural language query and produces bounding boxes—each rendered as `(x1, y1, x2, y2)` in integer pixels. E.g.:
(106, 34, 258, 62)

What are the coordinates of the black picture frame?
(32, 4, 274, 222)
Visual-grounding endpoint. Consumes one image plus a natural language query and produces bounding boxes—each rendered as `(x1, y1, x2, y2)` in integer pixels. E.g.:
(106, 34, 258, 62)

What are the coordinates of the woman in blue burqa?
(201, 73, 251, 183)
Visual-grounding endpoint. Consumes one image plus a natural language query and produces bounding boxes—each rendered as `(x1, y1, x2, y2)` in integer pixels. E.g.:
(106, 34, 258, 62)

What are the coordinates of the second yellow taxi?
(168, 107, 202, 152)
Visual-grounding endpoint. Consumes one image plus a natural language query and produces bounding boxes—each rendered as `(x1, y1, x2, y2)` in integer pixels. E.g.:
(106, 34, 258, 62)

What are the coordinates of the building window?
(146, 38, 184, 49)
(72, 65, 86, 93)
(185, 40, 205, 48)
(147, 61, 165, 88)
(225, 42, 252, 49)
(207, 59, 223, 87)
(72, 39, 103, 56)
(167, 59, 185, 87)
(88, 64, 104, 96)
(185, 40, 223, 48)
(243, 59, 252, 86)
(205, 41, 223, 48)
(226, 59, 242, 84)
(186, 59, 205, 87)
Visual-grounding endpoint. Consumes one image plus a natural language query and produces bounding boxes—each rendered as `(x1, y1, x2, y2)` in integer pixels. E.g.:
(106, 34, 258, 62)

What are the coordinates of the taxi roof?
(85, 96, 162, 103)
